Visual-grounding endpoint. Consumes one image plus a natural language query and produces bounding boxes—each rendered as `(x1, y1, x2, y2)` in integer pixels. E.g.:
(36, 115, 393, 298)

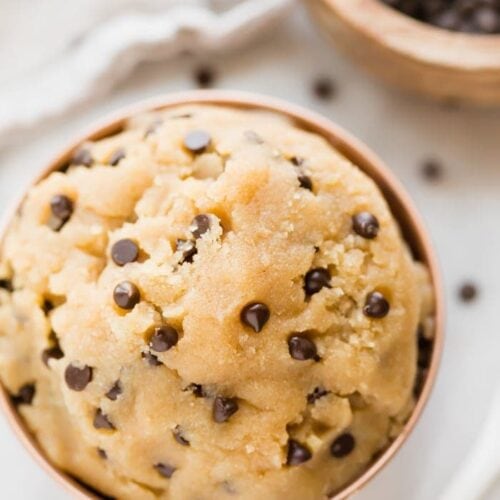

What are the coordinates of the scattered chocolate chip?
(93, 409, 115, 430)
(194, 66, 216, 88)
(65, 364, 93, 391)
(213, 396, 239, 423)
(155, 463, 176, 479)
(290, 156, 304, 166)
(307, 386, 330, 404)
(109, 148, 126, 166)
(111, 239, 139, 266)
(298, 172, 313, 191)
(176, 239, 197, 264)
(113, 281, 140, 310)
(330, 432, 355, 458)
(97, 448, 107, 460)
(421, 158, 443, 181)
(304, 268, 331, 296)
(149, 325, 179, 352)
(363, 291, 390, 318)
(172, 425, 190, 446)
(286, 439, 312, 466)
(184, 130, 211, 154)
(0, 279, 14, 291)
(240, 302, 270, 333)
(142, 351, 163, 366)
(288, 334, 319, 361)
(42, 299, 54, 314)
(189, 214, 211, 239)
(105, 381, 122, 401)
(244, 130, 264, 144)
(184, 383, 206, 398)
(11, 383, 36, 406)
(352, 212, 380, 239)
(313, 76, 337, 100)
(50, 194, 74, 223)
(459, 282, 478, 302)
(71, 148, 93, 167)
(42, 345, 64, 367)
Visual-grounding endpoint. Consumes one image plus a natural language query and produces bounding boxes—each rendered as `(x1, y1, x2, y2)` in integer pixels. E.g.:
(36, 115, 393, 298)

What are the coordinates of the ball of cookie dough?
(0, 104, 433, 500)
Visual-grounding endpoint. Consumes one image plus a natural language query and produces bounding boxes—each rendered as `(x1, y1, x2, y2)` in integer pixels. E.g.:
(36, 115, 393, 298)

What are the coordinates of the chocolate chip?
(352, 212, 380, 239)
(154, 463, 176, 479)
(330, 433, 355, 458)
(307, 386, 329, 404)
(142, 351, 163, 366)
(0, 279, 13, 291)
(194, 66, 216, 88)
(176, 239, 197, 264)
(288, 334, 319, 361)
(50, 195, 73, 223)
(184, 383, 206, 398)
(213, 396, 239, 423)
(172, 425, 190, 446)
(11, 383, 36, 406)
(113, 281, 140, 310)
(298, 173, 313, 191)
(97, 448, 107, 460)
(189, 214, 211, 239)
(109, 148, 126, 166)
(421, 159, 443, 181)
(42, 299, 54, 314)
(111, 239, 139, 266)
(240, 302, 270, 333)
(363, 291, 390, 318)
(304, 268, 331, 296)
(290, 156, 304, 166)
(313, 77, 336, 100)
(459, 282, 478, 302)
(42, 345, 64, 366)
(286, 439, 312, 466)
(184, 130, 211, 154)
(93, 409, 115, 430)
(149, 325, 179, 352)
(71, 148, 93, 167)
(105, 381, 122, 401)
(65, 364, 93, 391)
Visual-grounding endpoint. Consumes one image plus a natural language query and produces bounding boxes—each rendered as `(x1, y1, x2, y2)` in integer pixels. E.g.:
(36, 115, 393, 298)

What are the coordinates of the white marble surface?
(1, 5, 500, 500)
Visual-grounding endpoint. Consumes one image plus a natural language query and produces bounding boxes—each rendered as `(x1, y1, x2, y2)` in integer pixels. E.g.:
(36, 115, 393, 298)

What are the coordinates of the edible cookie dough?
(0, 104, 434, 500)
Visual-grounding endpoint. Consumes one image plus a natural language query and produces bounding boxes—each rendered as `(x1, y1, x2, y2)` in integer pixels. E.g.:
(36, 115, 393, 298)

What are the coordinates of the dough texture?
(0, 105, 433, 499)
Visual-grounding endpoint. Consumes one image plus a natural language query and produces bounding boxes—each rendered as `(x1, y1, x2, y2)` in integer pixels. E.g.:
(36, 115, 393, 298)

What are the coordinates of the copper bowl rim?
(0, 90, 444, 500)
(316, 0, 500, 70)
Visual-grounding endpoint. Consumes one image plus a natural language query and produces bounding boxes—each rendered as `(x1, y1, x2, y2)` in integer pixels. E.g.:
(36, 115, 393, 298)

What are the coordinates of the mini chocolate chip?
(286, 439, 312, 466)
(184, 130, 211, 154)
(331, 433, 355, 458)
(12, 383, 36, 406)
(184, 383, 206, 398)
(155, 463, 176, 479)
(189, 214, 211, 239)
(307, 386, 330, 404)
(313, 77, 336, 100)
(71, 148, 93, 167)
(421, 159, 443, 181)
(459, 282, 478, 302)
(288, 334, 319, 361)
(240, 302, 270, 333)
(149, 325, 179, 352)
(352, 212, 380, 239)
(42, 345, 64, 367)
(94, 409, 115, 430)
(42, 299, 54, 314)
(172, 425, 190, 446)
(194, 66, 216, 88)
(97, 448, 107, 460)
(111, 239, 139, 266)
(298, 173, 313, 191)
(363, 291, 390, 318)
(142, 351, 163, 366)
(176, 239, 197, 264)
(50, 194, 73, 222)
(113, 281, 140, 310)
(109, 148, 126, 166)
(304, 268, 331, 296)
(105, 381, 122, 401)
(0, 279, 13, 291)
(213, 396, 239, 423)
(65, 364, 93, 391)
(290, 156, 304, 166)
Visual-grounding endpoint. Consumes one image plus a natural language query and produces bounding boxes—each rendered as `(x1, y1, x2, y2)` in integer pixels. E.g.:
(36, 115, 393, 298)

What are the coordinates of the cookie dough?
(0, 104, 434, 500)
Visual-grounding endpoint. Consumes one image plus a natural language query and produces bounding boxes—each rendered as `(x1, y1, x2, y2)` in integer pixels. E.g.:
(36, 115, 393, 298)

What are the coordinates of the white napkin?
(0, 0, 293, 148)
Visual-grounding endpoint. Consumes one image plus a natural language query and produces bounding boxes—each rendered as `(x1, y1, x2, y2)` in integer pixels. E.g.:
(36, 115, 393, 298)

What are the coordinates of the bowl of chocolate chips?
(0, 91, 443, 499)
(305, 0, 500, 105)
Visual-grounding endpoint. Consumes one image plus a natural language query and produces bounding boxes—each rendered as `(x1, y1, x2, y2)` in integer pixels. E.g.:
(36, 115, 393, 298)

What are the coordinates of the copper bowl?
(0, 91, 444, 499)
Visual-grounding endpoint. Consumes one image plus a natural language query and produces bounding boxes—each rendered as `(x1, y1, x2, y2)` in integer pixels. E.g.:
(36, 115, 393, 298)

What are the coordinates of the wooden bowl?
(0, 90, 444, 499)
(305, 0, 500, 105)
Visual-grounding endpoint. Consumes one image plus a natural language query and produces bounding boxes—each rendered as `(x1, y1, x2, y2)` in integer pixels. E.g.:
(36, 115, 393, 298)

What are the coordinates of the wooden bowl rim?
(319, 0, 500, 69)
(0, 90, 445, 500)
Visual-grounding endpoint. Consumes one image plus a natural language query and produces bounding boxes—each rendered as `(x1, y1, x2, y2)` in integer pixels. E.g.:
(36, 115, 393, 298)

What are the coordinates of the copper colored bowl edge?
(0, 90, 445, 500)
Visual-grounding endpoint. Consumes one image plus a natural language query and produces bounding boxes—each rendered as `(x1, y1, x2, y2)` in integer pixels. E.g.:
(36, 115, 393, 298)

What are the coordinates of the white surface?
(1, 5, 500, 500)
